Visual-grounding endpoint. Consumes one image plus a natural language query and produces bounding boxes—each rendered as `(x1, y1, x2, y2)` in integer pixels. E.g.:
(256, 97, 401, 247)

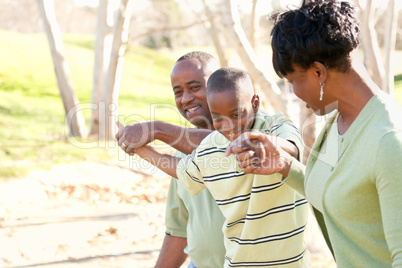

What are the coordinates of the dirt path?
(0, 161, 335, 268)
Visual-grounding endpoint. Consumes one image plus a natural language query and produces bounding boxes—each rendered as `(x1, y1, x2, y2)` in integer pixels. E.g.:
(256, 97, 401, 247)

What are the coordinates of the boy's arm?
(134, 145, 181, 179)
(133, 145, 207, 196)
(267, 114, 304, 161)
(116, 121, 211, 155)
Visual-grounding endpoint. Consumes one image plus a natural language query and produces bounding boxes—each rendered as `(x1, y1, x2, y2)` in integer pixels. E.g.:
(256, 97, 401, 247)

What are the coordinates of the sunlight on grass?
(0, 30, 178, 179)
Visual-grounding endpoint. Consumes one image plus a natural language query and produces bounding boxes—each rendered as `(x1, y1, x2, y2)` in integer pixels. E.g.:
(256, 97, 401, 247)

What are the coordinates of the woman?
(225, 0, 402, 267)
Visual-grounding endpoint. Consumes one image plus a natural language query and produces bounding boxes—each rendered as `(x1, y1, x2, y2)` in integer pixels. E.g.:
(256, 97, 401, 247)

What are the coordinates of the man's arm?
(153, 121, 211, 154)
(155, 234, 188, 268)
(116, 121, 211, 155)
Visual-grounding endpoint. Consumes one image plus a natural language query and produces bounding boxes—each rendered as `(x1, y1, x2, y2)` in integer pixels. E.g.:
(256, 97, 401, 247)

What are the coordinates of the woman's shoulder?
(372, 91, 402, 129)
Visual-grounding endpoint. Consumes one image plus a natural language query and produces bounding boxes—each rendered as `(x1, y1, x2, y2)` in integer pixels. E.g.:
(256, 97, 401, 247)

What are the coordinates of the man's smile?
(185, 105, 201, 117)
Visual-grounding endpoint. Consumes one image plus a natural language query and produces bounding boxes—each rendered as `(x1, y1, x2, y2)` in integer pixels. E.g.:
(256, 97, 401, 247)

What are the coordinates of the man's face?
(207, 88, 258, 141)
(171, 59, 214, 129)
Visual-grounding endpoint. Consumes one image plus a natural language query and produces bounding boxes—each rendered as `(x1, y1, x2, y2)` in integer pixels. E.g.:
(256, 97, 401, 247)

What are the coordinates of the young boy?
(128, 67, 310, 267)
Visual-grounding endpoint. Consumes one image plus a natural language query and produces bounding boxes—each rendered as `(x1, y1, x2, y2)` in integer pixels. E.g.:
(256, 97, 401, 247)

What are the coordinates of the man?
(116, 51, 226, 267)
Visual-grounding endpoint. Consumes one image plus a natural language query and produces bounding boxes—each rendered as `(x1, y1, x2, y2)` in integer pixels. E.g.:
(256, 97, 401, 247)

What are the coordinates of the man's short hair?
(177, 51, 219, 71)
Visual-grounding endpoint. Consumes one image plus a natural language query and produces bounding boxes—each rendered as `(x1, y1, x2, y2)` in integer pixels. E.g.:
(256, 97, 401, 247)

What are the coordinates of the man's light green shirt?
(165, 150, 226, 268)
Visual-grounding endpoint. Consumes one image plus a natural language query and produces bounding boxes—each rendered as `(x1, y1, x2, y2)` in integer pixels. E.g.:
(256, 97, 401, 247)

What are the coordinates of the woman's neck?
(335, 67, 377, 135)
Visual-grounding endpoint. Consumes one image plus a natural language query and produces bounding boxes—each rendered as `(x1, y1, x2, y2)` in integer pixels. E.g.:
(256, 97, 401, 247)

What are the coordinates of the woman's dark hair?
(271, 0, 360, 78)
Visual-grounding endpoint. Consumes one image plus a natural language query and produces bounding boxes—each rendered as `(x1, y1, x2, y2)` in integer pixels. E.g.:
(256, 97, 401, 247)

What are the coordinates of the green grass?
(0, 30, 401, 179)
(0, 30, 178, 179)
(394, 74, 402, 103)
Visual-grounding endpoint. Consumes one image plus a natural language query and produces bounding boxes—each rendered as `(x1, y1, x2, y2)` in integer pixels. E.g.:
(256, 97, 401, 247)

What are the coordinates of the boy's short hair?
(207, 67, 253, 94)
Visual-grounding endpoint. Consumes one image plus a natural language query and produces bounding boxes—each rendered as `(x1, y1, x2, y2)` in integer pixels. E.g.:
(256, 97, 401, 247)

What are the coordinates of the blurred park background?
(0, 0, 401, 267)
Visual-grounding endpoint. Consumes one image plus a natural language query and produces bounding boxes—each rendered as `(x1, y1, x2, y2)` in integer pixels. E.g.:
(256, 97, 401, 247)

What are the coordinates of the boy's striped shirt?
(177, 110, 310, 267)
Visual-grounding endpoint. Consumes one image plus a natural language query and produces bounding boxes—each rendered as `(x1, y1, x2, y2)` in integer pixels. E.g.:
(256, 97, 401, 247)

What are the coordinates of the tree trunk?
(37, 0, 87, 137)
(249, 0, 258, 49)
(201, 0, 228, 67)
(382, 0, 398, 96)
(222, 0, 287, 114)
(90, 0, 113, 136)
(359, 0, 384, 87)
(99, 0, 133, 140)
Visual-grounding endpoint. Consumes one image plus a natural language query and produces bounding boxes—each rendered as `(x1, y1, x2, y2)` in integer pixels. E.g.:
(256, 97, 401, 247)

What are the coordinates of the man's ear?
(251, 94, 260, 113)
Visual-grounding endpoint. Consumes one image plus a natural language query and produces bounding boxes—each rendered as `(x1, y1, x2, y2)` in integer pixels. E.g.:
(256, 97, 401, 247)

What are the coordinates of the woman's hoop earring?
(319, 82, 325, 101)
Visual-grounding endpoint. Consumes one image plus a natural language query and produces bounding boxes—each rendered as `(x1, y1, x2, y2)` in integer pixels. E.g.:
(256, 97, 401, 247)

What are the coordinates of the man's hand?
(115, 121, 154, 155)
(225, 132, 293, 177)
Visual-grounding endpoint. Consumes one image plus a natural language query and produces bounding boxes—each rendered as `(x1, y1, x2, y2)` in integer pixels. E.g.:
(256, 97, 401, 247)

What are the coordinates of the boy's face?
(207, 89, 259, 141)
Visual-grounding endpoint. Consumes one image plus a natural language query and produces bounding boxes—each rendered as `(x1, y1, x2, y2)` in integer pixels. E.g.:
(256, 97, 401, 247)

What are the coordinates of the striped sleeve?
(176, 150, 207, 196)
(267, 113, 304, 162)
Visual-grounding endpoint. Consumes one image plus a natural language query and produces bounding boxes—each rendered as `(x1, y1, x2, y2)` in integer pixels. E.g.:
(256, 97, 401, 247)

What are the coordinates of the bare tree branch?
(221, 0, 287, 114)
(131, 20, 205, 40)
(200, 0, 228, 66)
